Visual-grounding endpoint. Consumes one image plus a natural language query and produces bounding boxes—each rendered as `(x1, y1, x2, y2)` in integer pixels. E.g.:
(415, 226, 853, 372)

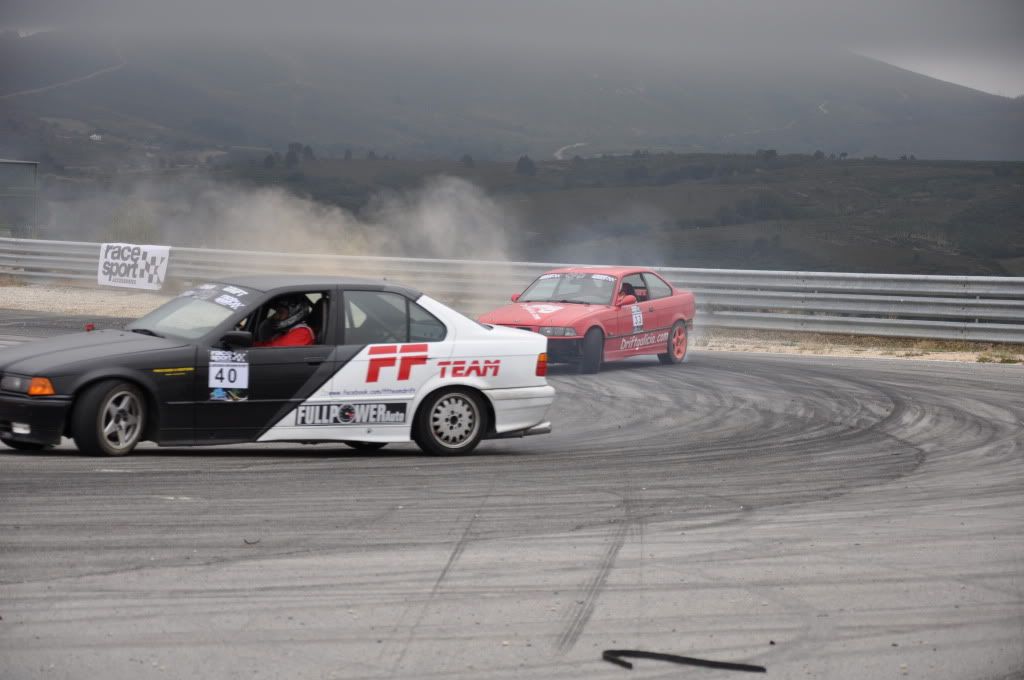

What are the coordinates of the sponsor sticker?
(591, 274, 616, 282)
(620, 330, 670, 351)
(539, 273, 561, 280)
(366, 344, 429, 382)
(210, 388, 248, 402)
(295, 402, 407, 426)
(438, 359, 501, 378)
(180, 283, 252, 306)
(329, 387, 416, 398)
(97, 243, 171, 291)
(524, 304, 563, 320)
(213, 294, 246, 311)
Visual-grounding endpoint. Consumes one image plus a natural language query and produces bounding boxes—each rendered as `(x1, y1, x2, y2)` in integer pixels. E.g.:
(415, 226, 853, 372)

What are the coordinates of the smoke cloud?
(43, 175, 518, 261)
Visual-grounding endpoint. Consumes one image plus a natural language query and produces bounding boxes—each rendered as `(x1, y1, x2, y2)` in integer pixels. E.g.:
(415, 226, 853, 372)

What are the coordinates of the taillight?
(535, 352, 548, 377)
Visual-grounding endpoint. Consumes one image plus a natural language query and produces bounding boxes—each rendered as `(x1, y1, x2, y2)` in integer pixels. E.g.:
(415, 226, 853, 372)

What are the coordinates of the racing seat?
(307, 297, 326, 343)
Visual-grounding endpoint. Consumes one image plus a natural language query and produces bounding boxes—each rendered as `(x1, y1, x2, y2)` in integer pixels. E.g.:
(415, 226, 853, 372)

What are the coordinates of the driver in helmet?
(254, 294, 315, 347)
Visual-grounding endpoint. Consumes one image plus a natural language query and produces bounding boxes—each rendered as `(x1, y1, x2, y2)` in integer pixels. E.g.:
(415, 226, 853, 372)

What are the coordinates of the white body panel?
(258, 295, 554, 443)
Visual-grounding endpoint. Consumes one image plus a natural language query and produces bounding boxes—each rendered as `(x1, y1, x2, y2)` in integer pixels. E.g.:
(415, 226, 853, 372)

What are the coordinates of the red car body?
(479, 266, 696, 371)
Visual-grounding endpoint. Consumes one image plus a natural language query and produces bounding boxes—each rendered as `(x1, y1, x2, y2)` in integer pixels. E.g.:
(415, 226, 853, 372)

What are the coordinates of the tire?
(658, 321, 689, 365)
(579, 327, 604, 374)
(71, 380, 146, 456)
(1, 439, 50, 452)
(342, 441, 388, 451)
(413, 389, 487, 456)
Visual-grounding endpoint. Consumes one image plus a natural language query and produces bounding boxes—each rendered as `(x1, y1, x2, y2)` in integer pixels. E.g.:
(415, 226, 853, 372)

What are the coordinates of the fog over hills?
(3, 29, 1023, 160)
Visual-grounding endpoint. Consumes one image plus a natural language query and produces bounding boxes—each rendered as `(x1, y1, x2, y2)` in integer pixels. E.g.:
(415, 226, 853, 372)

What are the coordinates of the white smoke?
(43, 175, 518, 261)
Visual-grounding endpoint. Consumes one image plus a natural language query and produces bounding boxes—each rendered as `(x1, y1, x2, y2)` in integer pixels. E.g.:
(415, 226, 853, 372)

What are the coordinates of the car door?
(642, 272, 675, 329)
(612, 273, 652, 356)
(193, 289, 338, 443)
(307, 289, 452, 440)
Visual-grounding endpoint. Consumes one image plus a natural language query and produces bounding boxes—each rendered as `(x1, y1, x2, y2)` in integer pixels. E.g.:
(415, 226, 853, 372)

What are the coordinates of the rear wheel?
(413, 389, 487, 455)
(342, 441, 388, 451)
(658, 321, 689, 365)
(579, 327, 604, 374)
(1, 439, 50, 452)
(72, 380, 146, 456)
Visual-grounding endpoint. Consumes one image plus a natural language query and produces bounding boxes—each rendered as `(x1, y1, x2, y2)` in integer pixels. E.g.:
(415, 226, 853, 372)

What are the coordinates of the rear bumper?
(483, 385, 556, 436)
(489, 420, 552, 439)
(0, 393, 72, 447)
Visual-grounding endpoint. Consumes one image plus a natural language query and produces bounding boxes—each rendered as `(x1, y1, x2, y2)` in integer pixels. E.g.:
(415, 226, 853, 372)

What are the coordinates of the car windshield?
(127, 283, 253, 340)
(518, 272, 616, 305)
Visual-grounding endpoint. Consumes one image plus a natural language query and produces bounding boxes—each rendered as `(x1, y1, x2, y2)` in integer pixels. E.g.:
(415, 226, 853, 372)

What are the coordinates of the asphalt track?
(0, 316, 1022, 680)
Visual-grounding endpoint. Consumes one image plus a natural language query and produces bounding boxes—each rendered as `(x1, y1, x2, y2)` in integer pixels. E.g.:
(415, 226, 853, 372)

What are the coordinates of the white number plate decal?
(209, 349, 250, 389)
(209, 363, 249, 388)
(631, 304, 644, 332)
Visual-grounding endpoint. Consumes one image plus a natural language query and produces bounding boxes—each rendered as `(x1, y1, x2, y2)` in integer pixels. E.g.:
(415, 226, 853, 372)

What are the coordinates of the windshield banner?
(97, 243, 171, 290)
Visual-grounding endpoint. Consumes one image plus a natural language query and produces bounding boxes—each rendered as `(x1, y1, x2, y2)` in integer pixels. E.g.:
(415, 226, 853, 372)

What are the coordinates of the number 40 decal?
(209, 349, 250, 389)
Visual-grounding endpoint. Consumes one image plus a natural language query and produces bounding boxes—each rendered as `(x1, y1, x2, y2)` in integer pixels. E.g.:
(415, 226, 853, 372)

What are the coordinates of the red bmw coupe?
(479, 267, 695, 372)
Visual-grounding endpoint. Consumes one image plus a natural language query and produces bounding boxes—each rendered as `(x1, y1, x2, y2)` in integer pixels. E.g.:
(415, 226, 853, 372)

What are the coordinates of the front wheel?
(658, 321, 689, 365)
(413, 389, 487, 456)
(71, 380, 146, 456)
(342, 441, 388, 451)
(579, 327, 604, 374)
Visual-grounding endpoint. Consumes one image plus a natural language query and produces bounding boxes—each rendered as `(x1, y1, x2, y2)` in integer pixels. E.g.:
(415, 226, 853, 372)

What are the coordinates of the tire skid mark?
(556, 478, 633, 654)
(386, 474, 497, 677)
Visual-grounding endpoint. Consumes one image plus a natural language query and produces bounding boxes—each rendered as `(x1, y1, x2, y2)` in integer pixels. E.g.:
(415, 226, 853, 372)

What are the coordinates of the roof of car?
(220, 274, 423, 298)
(541, 265, 654, 276)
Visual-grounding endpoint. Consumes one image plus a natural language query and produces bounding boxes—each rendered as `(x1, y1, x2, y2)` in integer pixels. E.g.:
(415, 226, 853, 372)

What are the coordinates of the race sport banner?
(97, 243, 171, 290)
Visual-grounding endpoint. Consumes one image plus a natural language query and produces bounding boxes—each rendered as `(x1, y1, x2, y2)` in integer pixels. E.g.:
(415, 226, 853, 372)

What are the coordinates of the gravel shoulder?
(0, 284, 171, 318)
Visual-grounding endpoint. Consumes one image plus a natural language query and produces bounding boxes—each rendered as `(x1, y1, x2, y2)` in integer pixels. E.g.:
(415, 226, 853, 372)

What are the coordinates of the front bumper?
(491, 325, 583, 363)
(483, 385, 556, 437)
(545, 337, 583, 363)
(0, 393, 72, 447)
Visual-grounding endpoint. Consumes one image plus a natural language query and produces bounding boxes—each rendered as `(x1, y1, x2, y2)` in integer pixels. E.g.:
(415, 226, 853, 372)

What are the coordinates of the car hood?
(480, 302, 609, 328)
(0, 330, 190, 376)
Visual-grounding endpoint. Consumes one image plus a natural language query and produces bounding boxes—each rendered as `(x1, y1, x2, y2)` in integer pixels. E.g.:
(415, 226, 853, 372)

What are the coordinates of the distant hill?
(3, 29, 1023, 161)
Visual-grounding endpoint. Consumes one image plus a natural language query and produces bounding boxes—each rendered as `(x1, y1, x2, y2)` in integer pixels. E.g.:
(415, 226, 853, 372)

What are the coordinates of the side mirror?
(220, 330, 253, 348)
(617, 294, 637, 307)
(510, 293, 521, 302)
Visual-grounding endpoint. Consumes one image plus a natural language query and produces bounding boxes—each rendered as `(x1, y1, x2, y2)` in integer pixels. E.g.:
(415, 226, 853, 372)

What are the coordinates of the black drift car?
(0, 276, 556, 456)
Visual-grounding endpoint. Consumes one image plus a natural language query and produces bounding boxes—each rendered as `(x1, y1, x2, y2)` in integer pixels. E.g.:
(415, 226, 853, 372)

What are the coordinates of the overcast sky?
(7, 0, 1024, 96)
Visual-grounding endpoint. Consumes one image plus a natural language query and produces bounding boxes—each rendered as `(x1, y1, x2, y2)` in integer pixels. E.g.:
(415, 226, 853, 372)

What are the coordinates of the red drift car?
(479, 267, 695, 373)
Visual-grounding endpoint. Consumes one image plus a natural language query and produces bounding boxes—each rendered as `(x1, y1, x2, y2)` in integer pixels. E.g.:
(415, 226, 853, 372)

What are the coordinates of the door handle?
(304, 357, 324, 365)
(648, 306, 655, 312)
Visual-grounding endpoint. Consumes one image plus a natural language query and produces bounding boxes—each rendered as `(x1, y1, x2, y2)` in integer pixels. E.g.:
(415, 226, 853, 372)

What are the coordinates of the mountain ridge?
(3, 29, 1023, 160)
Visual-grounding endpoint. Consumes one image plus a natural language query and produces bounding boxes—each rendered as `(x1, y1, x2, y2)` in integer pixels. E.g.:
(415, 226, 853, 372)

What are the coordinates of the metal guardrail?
(2, 237, 1023, 343)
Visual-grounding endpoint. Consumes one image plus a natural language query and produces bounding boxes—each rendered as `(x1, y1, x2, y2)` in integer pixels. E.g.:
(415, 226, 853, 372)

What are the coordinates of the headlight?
(1, 375, 28, 392)
(539, 327, 577, 337)
(1, 375, 56, 396)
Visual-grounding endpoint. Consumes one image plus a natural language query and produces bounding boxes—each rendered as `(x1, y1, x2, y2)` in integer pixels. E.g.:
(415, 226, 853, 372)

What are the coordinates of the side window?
(620, 273, 648, 302)
(643, 273, 673, 299)
(344, 290, 409, 344)
(409, 301, 447, 341)
(243, 291, 328, 346)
